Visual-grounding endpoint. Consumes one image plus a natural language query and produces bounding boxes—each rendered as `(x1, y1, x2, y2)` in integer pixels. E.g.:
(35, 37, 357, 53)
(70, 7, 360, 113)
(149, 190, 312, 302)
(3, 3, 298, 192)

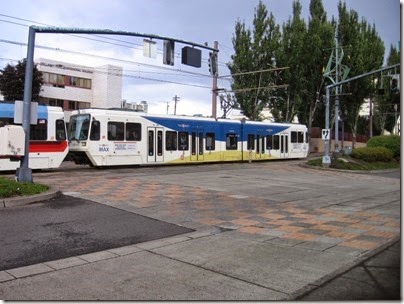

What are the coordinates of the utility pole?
(173, 95, 180, 115)
(211, 40, 218, 119)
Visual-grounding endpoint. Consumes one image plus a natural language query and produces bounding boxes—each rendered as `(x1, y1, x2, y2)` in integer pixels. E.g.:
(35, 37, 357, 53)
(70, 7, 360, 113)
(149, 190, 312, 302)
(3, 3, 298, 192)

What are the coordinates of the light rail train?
(0, 102, 68, 171)
(67, 108, 309, 167)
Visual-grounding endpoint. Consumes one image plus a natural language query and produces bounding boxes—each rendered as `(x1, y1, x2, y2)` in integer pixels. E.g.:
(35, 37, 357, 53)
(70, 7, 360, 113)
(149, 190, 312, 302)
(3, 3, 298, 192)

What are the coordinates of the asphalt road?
(0, 195, 192, 271)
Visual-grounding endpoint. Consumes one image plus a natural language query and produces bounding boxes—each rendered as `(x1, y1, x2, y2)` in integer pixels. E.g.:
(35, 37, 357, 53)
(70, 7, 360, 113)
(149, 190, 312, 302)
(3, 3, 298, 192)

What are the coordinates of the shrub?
(351, 146, 394, 162)
(367, 135, 400, 158)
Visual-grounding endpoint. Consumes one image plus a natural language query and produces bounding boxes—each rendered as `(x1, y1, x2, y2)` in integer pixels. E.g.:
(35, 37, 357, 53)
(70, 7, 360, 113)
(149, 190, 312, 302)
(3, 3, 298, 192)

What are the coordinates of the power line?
(0, 56, 211, 89)
(0, 38, 213, 79)
(0, 14, 230, 66)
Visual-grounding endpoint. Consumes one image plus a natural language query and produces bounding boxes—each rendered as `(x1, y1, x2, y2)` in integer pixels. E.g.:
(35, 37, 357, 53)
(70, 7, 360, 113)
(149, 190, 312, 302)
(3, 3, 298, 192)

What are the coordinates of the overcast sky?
(0, 0, 401, 116)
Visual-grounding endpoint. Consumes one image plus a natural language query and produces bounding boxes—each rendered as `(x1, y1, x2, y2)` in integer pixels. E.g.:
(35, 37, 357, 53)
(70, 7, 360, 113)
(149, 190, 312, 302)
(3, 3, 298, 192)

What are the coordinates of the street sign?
(322, 155, 331, 164)
(322, 129, 330, 140)
(14, 100, 38, 125)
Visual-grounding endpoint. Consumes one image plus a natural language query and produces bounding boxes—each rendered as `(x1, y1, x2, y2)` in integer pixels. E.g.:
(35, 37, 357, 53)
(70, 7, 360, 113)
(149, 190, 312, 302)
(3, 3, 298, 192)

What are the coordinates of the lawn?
(0, 177, 49, 198)
(307, 156, 400, 171)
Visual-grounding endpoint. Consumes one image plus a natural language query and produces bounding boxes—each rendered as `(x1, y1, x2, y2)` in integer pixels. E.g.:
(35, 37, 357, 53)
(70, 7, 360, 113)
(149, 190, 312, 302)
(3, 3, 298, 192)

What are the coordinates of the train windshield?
(68, 114, 90, 141)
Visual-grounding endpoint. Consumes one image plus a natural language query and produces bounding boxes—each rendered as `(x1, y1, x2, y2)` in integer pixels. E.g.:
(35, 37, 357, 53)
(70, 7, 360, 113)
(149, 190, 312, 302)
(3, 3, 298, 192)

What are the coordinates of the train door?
(190, 130, 204, 161)
(280, 133, 289, 158)
(147, 127, 164, 163)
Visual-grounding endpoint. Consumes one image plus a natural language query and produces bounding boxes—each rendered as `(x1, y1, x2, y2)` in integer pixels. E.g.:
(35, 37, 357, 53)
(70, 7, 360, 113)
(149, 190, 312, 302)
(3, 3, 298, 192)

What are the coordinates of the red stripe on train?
(29, 141, 68, 153)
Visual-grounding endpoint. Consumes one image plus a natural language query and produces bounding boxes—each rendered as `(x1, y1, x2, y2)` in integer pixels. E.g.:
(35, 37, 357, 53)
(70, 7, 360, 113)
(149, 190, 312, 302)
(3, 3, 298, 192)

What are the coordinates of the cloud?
(124, 82, 215, 116)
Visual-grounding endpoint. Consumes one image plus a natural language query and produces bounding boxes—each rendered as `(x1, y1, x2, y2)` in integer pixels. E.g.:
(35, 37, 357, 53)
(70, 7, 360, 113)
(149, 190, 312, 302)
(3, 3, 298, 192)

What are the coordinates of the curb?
(2, 189, 62, 208)
(299, 162, 400, 174)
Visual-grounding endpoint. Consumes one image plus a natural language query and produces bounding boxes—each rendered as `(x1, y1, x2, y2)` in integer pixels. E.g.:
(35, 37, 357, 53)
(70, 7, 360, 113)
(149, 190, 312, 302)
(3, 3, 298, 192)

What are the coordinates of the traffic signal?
(181, 47, 201, 68)
(163, 40, 175, 66)
(208, 51, 218, 76)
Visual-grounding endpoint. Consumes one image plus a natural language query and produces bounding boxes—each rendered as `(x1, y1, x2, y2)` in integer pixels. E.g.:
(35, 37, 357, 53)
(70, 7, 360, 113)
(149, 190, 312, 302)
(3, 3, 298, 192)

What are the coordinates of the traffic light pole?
(323, 63, 400, 167)
(18, 26, 219, 182)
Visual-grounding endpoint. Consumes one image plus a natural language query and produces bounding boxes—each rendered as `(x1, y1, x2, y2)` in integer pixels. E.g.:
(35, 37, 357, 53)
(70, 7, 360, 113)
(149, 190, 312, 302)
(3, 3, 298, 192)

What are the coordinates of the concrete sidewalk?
(0, 161, 400, 300)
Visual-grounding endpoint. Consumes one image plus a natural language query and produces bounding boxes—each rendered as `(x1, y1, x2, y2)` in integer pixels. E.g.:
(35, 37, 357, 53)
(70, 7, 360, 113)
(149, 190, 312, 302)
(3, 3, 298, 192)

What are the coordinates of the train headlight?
(81, 142, 86, 147)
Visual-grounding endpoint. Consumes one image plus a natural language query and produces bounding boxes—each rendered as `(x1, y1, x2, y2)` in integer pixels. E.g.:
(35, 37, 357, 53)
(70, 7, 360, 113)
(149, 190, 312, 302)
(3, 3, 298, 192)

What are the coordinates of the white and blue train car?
(67, 108, 309, 167)
(0, 102, 68, 171)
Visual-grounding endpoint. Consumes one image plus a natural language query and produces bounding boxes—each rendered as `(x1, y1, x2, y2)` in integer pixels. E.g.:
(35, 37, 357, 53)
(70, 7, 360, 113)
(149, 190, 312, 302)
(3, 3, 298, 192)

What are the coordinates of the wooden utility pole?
(211, 40, 218, 119)
(173, 95, 180, 115)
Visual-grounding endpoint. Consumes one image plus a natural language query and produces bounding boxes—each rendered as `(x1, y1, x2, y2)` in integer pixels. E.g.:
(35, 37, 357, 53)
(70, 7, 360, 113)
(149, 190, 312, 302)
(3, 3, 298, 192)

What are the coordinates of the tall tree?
(302, 0, 334, 135)
(272, 1, 307, 122)
(228, 1, 281, 120)
(0, 59, 43, 101)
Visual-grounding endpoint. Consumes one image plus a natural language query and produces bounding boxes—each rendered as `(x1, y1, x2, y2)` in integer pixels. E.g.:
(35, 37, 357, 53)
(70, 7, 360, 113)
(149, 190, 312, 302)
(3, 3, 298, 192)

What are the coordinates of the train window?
(261, 136, 265, 153)
(108, 122, 124, 141)
(273, 135, 280, 150)
(199, 132, 203, 155)
(206, 133, 215, 151)
(126, 123, 141, 141)
(157, 131, 163, 156)
(166, 131, 177, 151)
(30, 119, 47, 140)
(0, 118, 13, 127)
(291, 131, 298, 143)
(247, 134, 255, 150)
(90, 120, 100, 141)
(226, 133, 238, 150)
(266, 135, 273, 149)
(191, 132, 196, 155)
(148, 130, 154, 156)
(298, 131, 304, 143)
(55, 119, 66, 140)
(178, 132, 189, 151)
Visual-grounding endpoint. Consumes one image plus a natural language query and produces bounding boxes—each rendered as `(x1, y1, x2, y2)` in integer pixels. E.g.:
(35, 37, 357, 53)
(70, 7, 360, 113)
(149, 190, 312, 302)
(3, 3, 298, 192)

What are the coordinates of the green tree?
(228, 1, 281, 120)
(273, 1, 307, 122)
(0, 59, 43, 101)
(302, 0, 334, 134)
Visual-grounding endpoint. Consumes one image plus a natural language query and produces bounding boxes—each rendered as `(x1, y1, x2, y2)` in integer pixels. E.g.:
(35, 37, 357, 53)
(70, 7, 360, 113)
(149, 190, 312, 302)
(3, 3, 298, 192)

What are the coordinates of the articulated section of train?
(0, 104, 309, 171)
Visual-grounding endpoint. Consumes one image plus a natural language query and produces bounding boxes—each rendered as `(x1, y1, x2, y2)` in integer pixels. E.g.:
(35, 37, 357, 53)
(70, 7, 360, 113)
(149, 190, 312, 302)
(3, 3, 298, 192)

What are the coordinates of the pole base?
(15, 167, 33, 183)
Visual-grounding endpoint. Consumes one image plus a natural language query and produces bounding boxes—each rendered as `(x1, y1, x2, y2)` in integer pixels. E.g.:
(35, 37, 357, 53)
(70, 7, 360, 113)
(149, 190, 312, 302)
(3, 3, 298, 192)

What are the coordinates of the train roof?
(71, 107, 306, 128)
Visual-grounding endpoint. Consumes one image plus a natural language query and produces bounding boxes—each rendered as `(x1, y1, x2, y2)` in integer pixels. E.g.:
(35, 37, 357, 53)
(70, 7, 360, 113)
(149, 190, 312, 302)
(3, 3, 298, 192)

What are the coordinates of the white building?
(36, 58, 123, 118)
